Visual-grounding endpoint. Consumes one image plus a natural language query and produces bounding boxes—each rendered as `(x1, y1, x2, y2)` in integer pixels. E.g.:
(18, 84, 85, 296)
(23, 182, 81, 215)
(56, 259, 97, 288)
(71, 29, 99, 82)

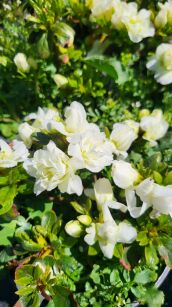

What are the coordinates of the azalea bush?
(1, 0, 172, 307)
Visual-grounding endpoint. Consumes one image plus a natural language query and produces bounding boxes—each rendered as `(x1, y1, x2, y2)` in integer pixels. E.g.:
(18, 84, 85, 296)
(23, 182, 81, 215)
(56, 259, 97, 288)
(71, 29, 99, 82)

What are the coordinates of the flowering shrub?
(1, 0, 172, 307)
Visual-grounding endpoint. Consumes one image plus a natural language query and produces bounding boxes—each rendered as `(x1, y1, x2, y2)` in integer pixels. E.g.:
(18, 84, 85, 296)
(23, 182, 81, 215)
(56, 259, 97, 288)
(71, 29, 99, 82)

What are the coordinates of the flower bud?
(65, 220, 83, 238)
(37, 33, 50, 59)
(77, 215, 92, 226)
(53, 74, 68, 88)
(52, 22, 75, 47)
(14, 53, 30, 73)
(18, 122, 36, 148)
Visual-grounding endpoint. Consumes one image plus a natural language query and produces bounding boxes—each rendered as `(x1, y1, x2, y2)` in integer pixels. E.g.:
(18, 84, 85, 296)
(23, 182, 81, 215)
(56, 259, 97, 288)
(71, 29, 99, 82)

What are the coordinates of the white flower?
(126, 178, 172, 218)
(112, 160, 140, 189)
(68, 129, 113, 172)
(24, 107, 62, 131)
(110, 122, 138, 157)
(89, 0, 115, 21)
(111, 0, 127, 29)
(147, 43, 172, 85)
(51, 101, 97, 140)
(18, 123, 36, 148)
(77, 215, 92, 226)
(140, 109, 169, 144)
(84, 203, 137, 258)
(23, 141, 83, 196)
(14, 53, 30, 73)
(155, 1, 172, 28)
(0, 139, 29, 168)
(65, 220, 83, 238)
(124, 120, 140, 135)
(122, 3, 155, 43)
(93, 178, 127, 212)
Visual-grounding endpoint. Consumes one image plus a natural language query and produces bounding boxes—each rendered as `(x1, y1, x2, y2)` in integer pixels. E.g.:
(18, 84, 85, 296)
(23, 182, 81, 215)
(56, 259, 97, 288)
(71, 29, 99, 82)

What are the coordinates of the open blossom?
(88, 0, 115, 21)
(110, 122, 138, 157)
(0, 139, 29, 168)
(121, 2, 155, 43)
(147, 43, 172, 85)
(155, 1, 172, 28)
(126, 178, 172, 218)
(140, 109, 169, 144)
(112, 160, 140, 189)
(68, 129, 113, 173)
(24, 107, 62, 131)
(18, 122, 36, 148)
(93, 178, 127, 212)
(23, 141, 83, 196)
(14, 53, 30, 72)
(111, 0, 127, 29)
(51, 101, 97, 140)
(84, 202, 137, 259)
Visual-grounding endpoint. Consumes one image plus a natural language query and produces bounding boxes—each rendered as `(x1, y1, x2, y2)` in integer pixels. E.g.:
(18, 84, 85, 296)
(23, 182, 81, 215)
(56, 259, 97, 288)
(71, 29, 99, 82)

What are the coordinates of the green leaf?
(153, 171, 163, 184)
(164, 171, 172, 185)
(142, 286, 164, 307)
(113, 243, 124, 258)
(145, 245, 159, 266)
(137, 231, 149, 246)
(41, 211, 57, 233)
(134, 269, 157, 285)
(88, 246, 98, 256)
(51, 285, 71, 307)
(0, 185, 17, 215)
(70, 201, 86, 214)
(110, 269, 123, 287)
(85, 55, 129, 84)
(0, 220, 17, 246)
(28, 201, 53, 220)
(16, 286, 34, 296)
(15, 276, 33, 286)
(90, 265, 101, 284)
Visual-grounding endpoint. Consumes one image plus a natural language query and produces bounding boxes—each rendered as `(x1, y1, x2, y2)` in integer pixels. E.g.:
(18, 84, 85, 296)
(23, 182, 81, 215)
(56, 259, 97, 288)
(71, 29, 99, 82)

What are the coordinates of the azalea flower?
(110, 122, 138, 157)
(155, 1, 172, 28)
(0, 139, 29, 168)
(51, 101, 97, 140)
(84, 202, 137, 259)
(14, 52, 30, 72)
(140, 109, 169, 144)
(146, 43, 172, 85)
(121, 3, 155, 43)
(93, 178, 127, 212)
(68, 129, 113, 172)
(88, 0, 115, 21)
(18, 122, 36, 148)
(112, 160, 141, 189)
(23, 141, 83, 196)
(24, 106, 62, 131)
(111, 0, 127, 29)
(126, 178, 172, 218)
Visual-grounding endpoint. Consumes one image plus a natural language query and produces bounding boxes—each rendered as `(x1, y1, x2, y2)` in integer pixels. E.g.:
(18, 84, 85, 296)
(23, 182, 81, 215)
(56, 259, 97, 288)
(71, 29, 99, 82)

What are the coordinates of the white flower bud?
(65, 220, 83, 238)
(53, 74, 68, 88)
(77, 215, 92, 226)
(14, 53, 30, 73)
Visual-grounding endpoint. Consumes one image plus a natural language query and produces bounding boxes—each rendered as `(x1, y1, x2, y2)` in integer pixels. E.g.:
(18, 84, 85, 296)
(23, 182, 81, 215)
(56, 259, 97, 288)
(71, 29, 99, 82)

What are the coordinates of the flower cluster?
(88, 0, 155, 43)
(87, 1, 172, 85)
(8, 101, 170, 259)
